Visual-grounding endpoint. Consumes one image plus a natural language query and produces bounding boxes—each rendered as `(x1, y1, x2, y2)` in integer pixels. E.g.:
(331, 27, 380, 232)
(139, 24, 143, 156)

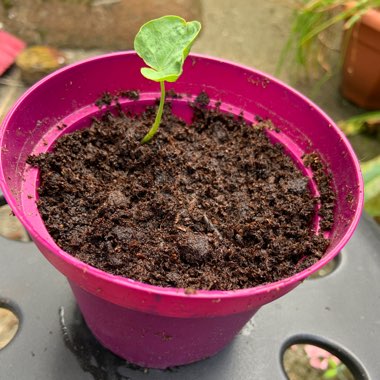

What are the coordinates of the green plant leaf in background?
(338, 111, 380, 219)
(361, 156, 380, 217)
(323, 368, 338, 379)
(276, 0, 380, 79)
(134, 15, 201, 83)
(338, 111, 380, 136)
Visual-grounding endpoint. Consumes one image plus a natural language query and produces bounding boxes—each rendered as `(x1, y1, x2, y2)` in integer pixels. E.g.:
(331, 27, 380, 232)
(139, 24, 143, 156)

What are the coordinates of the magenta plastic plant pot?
(0, 52, 363, 369)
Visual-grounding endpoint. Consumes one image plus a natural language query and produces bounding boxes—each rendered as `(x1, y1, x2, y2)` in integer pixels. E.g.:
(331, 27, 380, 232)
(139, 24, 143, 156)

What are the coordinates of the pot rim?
(0, 51, 364, 301)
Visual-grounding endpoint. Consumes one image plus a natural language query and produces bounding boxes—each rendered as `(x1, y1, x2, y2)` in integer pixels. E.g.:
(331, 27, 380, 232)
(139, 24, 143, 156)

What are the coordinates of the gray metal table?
(1, 196, 379, 379)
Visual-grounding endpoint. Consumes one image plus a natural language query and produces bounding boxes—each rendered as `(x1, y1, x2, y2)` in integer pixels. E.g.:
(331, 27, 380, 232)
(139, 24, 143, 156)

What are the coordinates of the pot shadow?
(58, 305, 151, 380)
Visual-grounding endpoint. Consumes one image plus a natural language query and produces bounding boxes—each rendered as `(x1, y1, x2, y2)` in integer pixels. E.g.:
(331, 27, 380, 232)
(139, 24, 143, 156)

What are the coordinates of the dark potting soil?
(28, 93, 334, 290)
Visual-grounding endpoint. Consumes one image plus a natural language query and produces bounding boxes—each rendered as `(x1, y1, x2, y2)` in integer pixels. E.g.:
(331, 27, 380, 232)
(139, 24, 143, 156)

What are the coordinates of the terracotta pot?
(341, 4, 380, 109)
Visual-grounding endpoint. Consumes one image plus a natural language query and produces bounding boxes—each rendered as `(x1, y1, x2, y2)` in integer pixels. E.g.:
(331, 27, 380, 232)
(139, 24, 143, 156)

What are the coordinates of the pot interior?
(0, 52, 363, 295)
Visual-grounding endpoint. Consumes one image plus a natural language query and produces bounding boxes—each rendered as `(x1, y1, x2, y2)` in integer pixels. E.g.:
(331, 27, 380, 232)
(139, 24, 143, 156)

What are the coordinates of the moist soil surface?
(28, 94, 333, 291)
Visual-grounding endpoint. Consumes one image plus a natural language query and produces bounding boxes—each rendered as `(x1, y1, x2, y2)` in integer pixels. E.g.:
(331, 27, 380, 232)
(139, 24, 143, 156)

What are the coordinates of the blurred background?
(0, 1, 379, 379)
(1, 1, 380, 171)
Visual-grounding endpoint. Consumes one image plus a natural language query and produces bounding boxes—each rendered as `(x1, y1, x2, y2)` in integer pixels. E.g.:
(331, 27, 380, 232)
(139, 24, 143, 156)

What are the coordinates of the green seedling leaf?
(134, 15, 201, 83)
(134, 15, 201, 143)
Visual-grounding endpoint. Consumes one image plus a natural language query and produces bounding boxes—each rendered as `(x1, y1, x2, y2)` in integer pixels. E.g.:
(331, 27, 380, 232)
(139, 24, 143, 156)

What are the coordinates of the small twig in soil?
(203, 213, 222, 240)
(188, 197, 197, 213)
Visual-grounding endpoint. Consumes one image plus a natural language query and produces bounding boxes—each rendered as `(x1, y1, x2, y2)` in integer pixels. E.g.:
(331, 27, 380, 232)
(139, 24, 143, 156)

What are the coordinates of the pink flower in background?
(303, 344, 341, 370)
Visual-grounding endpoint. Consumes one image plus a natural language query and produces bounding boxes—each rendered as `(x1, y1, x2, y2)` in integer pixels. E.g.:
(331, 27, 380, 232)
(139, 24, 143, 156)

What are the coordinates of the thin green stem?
(141, 81, 166, 144)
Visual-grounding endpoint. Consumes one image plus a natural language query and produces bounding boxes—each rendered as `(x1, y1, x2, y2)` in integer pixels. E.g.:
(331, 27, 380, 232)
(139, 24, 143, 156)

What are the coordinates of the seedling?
(134, 15, 201, 143)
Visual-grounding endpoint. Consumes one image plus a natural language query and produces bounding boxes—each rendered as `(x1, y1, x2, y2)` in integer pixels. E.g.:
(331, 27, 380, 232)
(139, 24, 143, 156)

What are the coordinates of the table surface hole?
(307, 254, 341, 280)
(0, 306, 19, 350)
(282, 336, 368, 380)
(0, 203, 31, 242)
